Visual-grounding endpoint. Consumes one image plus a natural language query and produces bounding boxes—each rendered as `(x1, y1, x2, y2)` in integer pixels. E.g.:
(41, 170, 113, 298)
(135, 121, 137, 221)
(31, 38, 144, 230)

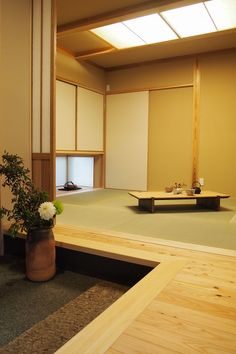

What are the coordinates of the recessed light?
(161, 3, 217, 38)
(91, 23, 145, 49)
(124, 13, 178, 44)
(205, 0, 236, 30)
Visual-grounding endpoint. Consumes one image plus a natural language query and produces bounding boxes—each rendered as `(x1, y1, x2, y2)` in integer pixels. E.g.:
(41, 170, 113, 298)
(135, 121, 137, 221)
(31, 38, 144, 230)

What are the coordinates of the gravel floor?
(0, 255, 129, 353)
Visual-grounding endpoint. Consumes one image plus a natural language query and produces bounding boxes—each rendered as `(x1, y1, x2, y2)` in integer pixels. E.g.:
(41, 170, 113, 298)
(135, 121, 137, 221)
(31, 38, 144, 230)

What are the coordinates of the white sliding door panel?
(56, 80, 76, 150)
(41, 0, 52, 153)
(106, 92, 148, 190)
(77, 87, 104, 151)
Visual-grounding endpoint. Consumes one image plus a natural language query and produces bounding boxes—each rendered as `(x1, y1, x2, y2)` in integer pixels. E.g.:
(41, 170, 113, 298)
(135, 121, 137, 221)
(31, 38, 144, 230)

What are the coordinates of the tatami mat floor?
(56, 189, 236, 251)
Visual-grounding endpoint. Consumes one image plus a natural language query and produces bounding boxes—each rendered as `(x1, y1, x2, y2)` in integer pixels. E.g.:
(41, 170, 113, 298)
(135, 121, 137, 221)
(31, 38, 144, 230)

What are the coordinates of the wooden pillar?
(192, 58, 201, 184)
(31, 0, 56, 200)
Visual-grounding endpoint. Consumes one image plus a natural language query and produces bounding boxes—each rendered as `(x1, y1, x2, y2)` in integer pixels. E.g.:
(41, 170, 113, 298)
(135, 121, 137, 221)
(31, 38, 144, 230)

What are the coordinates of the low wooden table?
(129, 190, 230, 213)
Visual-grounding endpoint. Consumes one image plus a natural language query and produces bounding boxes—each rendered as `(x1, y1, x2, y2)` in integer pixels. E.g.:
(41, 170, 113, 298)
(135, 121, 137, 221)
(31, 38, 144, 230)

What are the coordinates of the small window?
(56, 157, 67, 187)
(56, 156, 94, 188)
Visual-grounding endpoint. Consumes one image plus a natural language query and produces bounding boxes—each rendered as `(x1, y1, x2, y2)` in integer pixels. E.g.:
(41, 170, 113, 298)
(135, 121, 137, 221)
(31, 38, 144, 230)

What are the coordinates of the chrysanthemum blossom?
(38, 202, 56, 221)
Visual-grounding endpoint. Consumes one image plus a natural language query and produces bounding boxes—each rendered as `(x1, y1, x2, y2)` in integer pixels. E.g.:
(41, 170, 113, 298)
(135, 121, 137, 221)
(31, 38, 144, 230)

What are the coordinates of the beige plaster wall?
(56, 50, 106, 93)
(0, 0, 31, 162)
(0, 0, 32, 252)
(148, 87, 193, 190)
(106, 56, 194, 92)
(198, 50, 236, 197)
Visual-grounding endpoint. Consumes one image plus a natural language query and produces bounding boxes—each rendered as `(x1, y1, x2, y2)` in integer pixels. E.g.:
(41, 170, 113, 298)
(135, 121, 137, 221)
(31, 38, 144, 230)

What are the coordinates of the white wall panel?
(32, 0, 41, 153)
(106, 91, 148, 190)
(41, 0, 51, 153)
(56, 80, 76, 150)
(32, 0, 54, 154)
(77, 87, 103, 151)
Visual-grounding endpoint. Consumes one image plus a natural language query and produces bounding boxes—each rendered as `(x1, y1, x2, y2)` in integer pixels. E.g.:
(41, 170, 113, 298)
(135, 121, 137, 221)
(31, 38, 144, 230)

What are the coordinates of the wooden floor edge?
(104, 230, 236, 257)
(54, 234, 182, 266)
(55, 223, 236, 257)
(55, 259, 187, 354)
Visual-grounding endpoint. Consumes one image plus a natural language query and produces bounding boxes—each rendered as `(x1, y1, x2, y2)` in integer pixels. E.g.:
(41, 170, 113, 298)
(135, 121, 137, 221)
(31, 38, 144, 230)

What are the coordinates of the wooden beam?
(57, 46, 77, 58)
(75, 47, 115, 60)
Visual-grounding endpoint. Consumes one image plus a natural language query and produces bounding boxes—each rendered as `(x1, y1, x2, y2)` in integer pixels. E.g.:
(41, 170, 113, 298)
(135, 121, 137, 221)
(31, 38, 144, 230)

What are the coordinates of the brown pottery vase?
(25, 227, 56, 281)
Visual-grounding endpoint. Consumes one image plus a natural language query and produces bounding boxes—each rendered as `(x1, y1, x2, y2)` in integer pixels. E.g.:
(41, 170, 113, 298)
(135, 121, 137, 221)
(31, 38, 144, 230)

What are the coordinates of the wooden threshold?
(54, 224, 185, 266)
(55, 223, 236, 258)
(54, 224, 187, 354)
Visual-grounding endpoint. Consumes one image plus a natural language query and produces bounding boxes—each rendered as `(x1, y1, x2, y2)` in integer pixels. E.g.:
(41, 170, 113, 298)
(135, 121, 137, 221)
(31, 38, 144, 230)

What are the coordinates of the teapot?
(63, 181, 79, 190)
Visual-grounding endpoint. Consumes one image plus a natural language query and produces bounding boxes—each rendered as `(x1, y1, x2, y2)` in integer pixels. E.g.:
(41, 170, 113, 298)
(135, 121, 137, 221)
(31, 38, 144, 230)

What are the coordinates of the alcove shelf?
(56, 150, 104, 157)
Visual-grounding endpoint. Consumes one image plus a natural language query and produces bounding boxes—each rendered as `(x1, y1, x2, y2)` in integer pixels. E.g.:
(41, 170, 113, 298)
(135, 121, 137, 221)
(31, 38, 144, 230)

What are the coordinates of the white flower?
(38, 202, 56, 221)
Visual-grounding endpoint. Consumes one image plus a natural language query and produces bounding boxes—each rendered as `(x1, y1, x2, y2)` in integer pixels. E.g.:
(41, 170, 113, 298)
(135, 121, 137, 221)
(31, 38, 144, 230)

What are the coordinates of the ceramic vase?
(25, 227, 56, 281)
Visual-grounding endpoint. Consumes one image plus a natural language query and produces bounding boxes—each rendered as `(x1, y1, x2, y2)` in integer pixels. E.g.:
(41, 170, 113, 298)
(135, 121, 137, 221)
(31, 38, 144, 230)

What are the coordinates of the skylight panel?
(161, 3, 217, 38)
(204, 0, 236, 30)
(91, 23, 145, 49)
(123, 13, 178, 44)
(90, 2, 236, 50)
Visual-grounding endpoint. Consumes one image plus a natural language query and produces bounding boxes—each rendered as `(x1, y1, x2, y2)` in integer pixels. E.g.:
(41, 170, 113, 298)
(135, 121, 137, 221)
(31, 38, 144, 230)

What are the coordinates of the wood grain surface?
(54, 224, 236, 354)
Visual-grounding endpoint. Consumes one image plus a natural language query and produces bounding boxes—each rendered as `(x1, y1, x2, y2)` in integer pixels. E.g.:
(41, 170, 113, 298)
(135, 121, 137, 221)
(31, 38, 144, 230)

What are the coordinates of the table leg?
(196, 197, 220, 210)
(138, 198, 155, 213)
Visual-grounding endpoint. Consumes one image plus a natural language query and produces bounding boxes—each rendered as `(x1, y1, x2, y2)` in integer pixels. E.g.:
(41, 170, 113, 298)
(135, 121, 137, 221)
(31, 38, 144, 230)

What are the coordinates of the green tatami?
(57, 189, 236, 251)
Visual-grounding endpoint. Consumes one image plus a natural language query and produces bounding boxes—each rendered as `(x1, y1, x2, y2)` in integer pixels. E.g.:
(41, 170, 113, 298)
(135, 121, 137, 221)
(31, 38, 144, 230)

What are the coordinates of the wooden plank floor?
(54, 224, 236, 354)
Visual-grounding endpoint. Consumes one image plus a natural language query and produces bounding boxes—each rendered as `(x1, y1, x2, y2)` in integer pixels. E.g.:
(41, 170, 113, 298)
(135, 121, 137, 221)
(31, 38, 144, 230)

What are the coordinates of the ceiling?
(56, 0, 236, 70)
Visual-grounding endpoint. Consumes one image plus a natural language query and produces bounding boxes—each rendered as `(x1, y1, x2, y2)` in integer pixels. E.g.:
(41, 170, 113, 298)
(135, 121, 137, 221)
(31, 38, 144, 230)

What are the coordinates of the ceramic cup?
(186, 189, 195, 196)
(173, 188, 182, 194)
(165, 186, 173, 193)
